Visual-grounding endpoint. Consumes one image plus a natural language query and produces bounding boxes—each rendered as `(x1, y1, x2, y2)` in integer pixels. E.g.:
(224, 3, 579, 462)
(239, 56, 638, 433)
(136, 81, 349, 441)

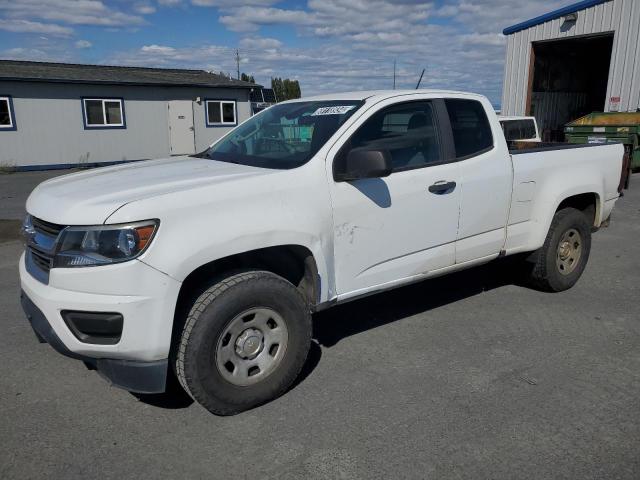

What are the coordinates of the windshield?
(195, 100, 363, 169)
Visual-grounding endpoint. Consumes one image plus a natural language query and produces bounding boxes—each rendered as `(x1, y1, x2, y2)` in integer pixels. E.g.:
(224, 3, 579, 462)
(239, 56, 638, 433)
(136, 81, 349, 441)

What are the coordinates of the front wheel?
(524, 207, 592, 292)
(175, 271, 311, 415)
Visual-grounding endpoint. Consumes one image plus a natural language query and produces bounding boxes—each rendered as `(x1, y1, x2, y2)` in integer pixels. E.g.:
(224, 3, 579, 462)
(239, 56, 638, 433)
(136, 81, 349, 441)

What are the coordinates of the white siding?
(0, 82, 252, 168)
(502, 0, 640, 114)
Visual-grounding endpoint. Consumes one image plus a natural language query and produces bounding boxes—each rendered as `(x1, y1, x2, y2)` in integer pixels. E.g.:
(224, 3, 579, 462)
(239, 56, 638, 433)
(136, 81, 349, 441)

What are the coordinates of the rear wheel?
(525, 207, 592, 292)
(175, 271, 311, 415)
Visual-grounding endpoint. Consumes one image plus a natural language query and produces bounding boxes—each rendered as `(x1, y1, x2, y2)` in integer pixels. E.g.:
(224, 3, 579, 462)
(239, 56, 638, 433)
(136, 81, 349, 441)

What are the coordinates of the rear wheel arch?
(555, 191, 600, 227)
(524, 207, 592, 292)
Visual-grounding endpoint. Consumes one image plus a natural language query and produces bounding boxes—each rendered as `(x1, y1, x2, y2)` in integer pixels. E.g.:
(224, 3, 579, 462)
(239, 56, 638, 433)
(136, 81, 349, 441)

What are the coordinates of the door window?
(444, 99, 493, 158)
(344, 101, 442, 172)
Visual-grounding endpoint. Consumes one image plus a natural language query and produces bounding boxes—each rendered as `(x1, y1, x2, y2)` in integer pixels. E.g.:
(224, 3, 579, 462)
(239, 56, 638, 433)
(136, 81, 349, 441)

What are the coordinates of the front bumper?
(21, 292, 167, 393)
(19, 252, 182, 393)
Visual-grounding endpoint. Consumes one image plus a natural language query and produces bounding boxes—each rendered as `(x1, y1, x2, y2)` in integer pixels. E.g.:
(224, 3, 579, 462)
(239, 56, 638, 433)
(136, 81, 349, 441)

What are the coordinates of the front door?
(168, 100, 196, 155)
(327, 98, 461, 298)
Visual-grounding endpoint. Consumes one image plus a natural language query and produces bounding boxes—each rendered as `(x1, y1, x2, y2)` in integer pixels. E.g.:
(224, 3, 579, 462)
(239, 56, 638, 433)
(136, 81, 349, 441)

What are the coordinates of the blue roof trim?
(503, 0, 610, 35)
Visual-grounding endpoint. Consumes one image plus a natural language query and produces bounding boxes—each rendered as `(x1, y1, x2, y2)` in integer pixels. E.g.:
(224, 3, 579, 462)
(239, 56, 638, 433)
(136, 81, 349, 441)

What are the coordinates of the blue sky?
(0, 0, 570, 104)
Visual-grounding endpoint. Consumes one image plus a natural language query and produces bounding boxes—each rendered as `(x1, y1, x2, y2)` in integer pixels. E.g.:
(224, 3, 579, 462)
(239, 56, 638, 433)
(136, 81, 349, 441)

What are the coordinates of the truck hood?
(26, 156, 272, 225)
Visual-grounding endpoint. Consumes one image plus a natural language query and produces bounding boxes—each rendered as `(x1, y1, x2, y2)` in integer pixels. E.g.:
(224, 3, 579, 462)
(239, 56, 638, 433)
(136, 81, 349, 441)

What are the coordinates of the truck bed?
(509, 141, 628, 192)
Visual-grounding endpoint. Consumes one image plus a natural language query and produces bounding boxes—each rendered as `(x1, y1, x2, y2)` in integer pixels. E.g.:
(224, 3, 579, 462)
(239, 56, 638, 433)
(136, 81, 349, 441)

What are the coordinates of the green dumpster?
(565, 112, 640, 189)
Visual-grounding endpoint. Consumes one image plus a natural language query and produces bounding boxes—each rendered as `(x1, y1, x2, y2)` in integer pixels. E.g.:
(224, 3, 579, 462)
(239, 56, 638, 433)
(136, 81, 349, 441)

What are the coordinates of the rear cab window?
(500, 119, 537, 141)
(444, 99, 493, 159)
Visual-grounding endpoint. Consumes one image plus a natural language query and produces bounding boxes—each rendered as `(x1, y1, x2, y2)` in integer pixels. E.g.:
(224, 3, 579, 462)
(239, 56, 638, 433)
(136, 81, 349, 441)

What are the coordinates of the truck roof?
(498, 115, 536, 121)
(288, 89, 486, 103)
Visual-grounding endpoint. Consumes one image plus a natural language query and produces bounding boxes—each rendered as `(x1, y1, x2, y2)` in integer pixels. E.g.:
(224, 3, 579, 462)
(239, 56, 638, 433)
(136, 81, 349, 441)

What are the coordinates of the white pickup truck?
(20, 90, 624, 415)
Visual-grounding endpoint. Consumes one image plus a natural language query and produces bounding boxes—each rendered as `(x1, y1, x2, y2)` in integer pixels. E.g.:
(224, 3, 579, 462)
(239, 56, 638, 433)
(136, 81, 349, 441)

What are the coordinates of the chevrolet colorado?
(20, 90, 624, 415)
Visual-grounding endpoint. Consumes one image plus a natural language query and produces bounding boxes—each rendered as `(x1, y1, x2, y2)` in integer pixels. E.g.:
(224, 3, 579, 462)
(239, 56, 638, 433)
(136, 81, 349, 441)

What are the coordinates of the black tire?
(175, 271, 311, 415)
(525, 207, 592, 292)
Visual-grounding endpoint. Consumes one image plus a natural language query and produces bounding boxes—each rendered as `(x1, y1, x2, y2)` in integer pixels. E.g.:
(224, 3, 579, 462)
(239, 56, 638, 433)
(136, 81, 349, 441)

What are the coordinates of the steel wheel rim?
(556, 228, 582, 276)
(215, 307, 289, 386)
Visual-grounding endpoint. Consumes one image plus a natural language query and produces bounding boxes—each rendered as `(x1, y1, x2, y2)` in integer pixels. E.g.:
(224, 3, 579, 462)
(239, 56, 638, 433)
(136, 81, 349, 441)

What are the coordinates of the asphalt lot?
(1, 170, 639, 479)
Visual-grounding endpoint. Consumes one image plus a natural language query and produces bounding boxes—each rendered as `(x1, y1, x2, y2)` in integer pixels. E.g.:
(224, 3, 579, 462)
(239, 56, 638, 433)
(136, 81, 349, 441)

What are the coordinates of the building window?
(206, 100, 236, 126)
(0, 96, 16, 130)
(82, 98, 125, 129)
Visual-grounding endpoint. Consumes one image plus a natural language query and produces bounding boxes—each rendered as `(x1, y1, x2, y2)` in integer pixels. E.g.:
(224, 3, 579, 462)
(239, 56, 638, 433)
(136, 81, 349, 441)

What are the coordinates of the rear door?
(168, 100, 196, 155)
(327, 97, 461, 297)
(447, 98, 512, 263)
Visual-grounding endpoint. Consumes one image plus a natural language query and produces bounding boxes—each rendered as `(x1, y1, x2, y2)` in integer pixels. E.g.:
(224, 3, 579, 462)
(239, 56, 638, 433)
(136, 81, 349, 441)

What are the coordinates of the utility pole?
(393, 59, 396, 90)
(235, 49, 240, 80)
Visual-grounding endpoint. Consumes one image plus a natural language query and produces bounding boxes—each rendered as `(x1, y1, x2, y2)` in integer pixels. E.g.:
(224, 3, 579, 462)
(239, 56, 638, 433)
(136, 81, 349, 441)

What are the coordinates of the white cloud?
(442, 0, 570, 33)
(208, 0, 574, 102)
(0, 0, 147, 27)
(239, 36, 283, 49)
(220, 7, 314, 32)
(75, 39, 92, 48)
(1, 0, 580, 106)
(134, 4, 156, 15)
(1, 45, 73, 62)
(219, 1, 433, 34)
(0, 18, 73, 36)
(192, 0, 280, 6)
(460, 32, 505, 47)
(141, 44, 177, 55)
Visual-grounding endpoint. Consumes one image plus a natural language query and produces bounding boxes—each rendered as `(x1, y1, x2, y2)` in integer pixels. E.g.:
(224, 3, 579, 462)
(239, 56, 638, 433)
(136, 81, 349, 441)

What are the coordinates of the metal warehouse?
(501, 0, 640, 140)
(0, 60, 259, 170)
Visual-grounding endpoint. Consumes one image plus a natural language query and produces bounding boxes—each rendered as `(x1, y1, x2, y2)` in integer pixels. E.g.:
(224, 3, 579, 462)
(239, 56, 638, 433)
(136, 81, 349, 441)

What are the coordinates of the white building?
(501, 0, 640, 140)
(0, 60, 259, 170)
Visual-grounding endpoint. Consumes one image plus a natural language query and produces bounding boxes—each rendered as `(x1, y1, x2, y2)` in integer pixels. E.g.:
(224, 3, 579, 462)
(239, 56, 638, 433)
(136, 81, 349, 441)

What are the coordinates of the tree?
(240, 72, 256, 83)
(271, 77, 301, 101)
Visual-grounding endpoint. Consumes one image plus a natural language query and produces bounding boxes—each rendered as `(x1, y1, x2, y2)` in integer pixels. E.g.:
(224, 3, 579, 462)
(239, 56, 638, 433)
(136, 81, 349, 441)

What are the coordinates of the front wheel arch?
(170, 245, 320, 360)
(174, 270, 312, 415)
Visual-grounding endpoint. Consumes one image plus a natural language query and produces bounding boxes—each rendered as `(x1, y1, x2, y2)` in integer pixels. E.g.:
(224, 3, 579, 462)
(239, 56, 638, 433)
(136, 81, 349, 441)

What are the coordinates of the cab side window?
(445, 99, 493, 158)
(346, 101, 442, 172)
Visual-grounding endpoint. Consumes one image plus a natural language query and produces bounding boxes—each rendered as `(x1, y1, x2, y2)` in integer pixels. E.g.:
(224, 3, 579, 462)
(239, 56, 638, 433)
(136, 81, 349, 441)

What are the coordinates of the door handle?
(428, 181, 456, 194)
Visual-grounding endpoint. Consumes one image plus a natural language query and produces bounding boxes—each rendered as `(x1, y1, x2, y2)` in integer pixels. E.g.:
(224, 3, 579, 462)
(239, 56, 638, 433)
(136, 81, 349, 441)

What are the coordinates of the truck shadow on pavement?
(313, 257, 522, 347)
(134, 257, 523, 410)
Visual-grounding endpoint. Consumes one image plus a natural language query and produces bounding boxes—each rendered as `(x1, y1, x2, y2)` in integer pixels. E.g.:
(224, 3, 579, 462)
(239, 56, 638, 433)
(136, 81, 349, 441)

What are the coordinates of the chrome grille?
(25, 216, 68, 284)
(31, 216, 65, 237)
(29, 248, 53, 272)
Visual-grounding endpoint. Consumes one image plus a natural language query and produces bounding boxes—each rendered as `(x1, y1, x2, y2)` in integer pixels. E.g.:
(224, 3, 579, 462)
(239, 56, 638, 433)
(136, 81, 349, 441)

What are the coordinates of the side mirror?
(334, 148, 392, 182)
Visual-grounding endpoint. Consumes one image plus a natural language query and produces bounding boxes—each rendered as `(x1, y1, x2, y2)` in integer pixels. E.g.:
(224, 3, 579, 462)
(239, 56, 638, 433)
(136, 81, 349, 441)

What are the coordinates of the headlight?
(54, 220, 158, 267)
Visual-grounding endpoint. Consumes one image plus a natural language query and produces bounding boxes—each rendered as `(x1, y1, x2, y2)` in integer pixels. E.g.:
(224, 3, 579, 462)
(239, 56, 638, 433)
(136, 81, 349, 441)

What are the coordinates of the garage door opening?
(528, 34, 613, 141)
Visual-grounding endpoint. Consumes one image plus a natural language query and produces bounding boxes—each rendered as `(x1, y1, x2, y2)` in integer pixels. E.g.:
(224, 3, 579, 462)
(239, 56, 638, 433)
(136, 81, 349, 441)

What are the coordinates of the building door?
(168, 100, 196, 155)
(528, 34, 613, 141)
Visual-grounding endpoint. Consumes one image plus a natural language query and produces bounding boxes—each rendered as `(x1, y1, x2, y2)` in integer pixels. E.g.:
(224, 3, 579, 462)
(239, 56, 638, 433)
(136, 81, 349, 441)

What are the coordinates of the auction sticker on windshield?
(311, 105, 356, 116)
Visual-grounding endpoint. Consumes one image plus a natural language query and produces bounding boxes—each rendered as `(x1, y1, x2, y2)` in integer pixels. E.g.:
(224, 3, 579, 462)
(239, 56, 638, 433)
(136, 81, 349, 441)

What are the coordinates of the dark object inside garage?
(529, 34, 613, 141)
